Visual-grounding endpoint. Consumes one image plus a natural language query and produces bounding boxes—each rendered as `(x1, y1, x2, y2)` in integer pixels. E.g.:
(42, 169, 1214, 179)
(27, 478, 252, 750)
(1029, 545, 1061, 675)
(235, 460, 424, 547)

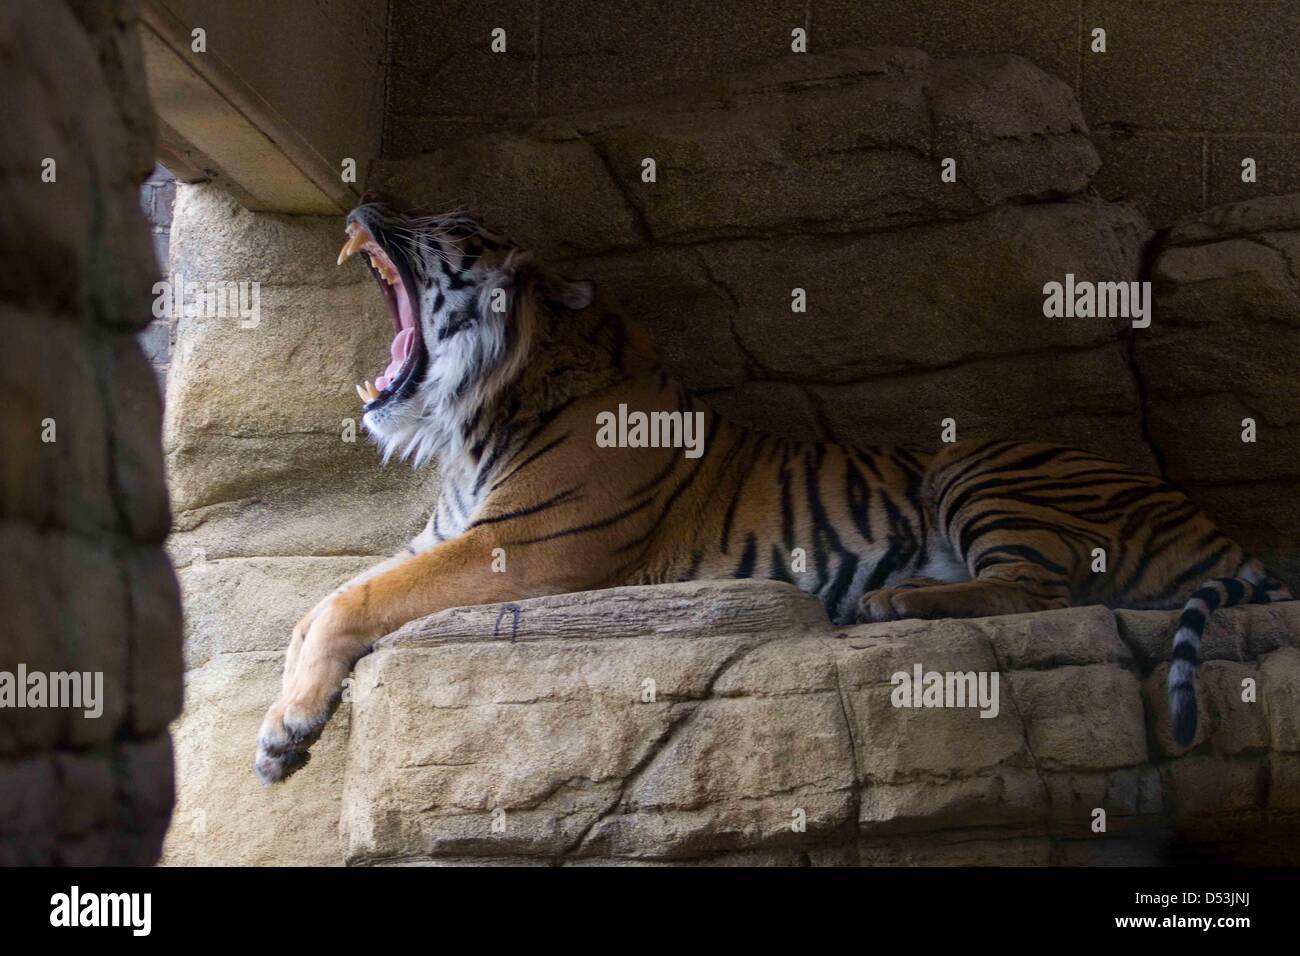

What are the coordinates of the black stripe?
(630, 447, 682, 499)
(971, 543, 1069, 577)
(468, 486, 580, 528)
(844, 457, 873, 542)
(893, 446, 927, 474)
(803, 445, 845, 593)
(940, 447, 1079, 530)
(768, 544, 794, 584)
(958, 512, 1103, 558)
(822, 553, 860, 619)
(934, 440, 1021, 498)
(472, 425, 515, 488)
(1074, 483, 1172, 521)
(1161, 544, 1233, 599)
(853, 448, 885, 481)
(681, 549, 704, 582)
(1221, 577, 1246, 605)
(489, 398, 580, 492)
(734, 533, 758, 579)
(1177, 607, 1207, 636)
(1194, 585, 1223, 613)
(448, 481, 468, 519)
(613, 423, 722, 559)
(695, 429, 751, 555)
(778, 445, 796, 552)
(862, 541, 905, 593)
(718, 473, 746, 555)
(488, 434, 569, 493)
(510, 495, 656, 546)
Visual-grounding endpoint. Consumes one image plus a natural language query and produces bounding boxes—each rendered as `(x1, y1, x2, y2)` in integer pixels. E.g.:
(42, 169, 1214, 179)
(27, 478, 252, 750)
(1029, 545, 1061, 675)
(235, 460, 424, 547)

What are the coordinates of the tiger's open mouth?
(337, 220, 426, 411)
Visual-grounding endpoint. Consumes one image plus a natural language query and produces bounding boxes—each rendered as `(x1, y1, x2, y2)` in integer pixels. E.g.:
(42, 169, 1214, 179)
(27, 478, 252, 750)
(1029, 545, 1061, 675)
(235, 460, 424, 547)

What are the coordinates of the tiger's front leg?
(254, 528, 575, 783)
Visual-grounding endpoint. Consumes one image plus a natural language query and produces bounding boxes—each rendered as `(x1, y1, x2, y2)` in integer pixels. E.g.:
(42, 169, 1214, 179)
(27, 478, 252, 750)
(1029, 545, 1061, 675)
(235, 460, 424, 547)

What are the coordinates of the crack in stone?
(590, 138, 654, 245)
(554, 702, 696, 863)
(983, 635, 1053, 839)
(1126, 228, 1174, 481)
(828, 643, 863, 863)
(558, 637, 767, 861)
(546, 183, 1097, 267)
(692, 247, 777, 383)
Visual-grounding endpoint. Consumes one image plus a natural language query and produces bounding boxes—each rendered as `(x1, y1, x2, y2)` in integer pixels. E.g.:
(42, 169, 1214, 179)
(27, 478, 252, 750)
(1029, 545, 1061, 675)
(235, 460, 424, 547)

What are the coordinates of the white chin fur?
(362, 299, 513, 468)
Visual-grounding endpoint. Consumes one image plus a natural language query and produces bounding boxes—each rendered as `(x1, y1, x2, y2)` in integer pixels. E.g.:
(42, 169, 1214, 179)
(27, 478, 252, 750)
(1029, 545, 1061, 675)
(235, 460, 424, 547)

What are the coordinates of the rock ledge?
(342, 580, 1300, 866)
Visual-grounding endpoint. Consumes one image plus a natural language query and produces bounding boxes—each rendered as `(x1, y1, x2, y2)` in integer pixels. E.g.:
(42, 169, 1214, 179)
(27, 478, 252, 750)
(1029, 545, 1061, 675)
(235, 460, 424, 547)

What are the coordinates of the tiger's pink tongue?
(375, 327, 415, 392)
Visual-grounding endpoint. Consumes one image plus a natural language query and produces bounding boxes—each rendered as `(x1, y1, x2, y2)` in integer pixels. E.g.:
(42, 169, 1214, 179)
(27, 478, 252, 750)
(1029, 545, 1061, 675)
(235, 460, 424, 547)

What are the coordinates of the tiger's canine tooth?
(337, 227, 367, 265)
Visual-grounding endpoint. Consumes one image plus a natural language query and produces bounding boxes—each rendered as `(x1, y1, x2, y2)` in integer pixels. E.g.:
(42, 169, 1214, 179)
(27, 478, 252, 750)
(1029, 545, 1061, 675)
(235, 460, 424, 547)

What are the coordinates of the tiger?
(254, 192, 1294, 784)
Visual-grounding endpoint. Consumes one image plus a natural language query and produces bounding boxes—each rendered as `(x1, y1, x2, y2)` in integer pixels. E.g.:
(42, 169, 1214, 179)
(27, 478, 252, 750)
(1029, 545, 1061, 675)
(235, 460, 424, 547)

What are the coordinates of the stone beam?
(139, 0, 386, 214)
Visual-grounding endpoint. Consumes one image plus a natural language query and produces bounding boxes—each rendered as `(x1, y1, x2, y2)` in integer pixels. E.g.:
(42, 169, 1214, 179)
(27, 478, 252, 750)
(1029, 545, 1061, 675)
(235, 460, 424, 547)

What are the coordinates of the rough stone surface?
(164, 185, 442, 563)
(158, 185, 444, 865)
(340, 581, 1300, 866)
(380, 47, 1100, 247)
(166, 46, 1300, 865)
(373, 48, 1159, 469)
(387, 0, 1300, 231)
(373, 48, 1300, 583)
(162, 650, 350, 866)
(1146, 193, 1300, 586)
(0, 0, 181, 865)
(158, 557, 374, 865)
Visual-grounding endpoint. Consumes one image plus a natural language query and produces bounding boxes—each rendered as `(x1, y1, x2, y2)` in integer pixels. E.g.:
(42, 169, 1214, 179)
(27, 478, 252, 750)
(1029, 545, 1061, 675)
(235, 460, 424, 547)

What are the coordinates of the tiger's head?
(338, 193, 596, 466)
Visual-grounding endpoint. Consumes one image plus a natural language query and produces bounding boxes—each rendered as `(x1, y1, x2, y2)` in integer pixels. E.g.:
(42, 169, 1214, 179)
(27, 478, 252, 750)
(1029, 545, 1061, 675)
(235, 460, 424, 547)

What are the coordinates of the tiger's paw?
(858, 587, 906, 623)
(857, 577, 948, 623)
(253, 683, 342, 784)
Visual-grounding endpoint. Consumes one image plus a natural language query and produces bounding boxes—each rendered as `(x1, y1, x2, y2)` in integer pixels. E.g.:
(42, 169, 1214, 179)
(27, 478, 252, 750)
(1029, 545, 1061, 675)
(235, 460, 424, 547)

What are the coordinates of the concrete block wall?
(0, 0, 183, 865)
(384, 0, 1300, 228)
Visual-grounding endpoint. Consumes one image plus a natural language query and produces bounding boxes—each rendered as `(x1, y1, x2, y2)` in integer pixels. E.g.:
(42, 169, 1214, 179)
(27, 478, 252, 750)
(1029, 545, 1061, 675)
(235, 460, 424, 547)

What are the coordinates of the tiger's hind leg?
(857, 440, 1090, 624)
(857, 565, 1072, 623)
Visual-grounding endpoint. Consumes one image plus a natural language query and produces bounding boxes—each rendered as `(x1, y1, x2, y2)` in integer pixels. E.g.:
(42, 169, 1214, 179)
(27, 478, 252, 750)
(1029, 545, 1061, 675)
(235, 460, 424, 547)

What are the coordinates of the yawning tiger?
(254, 194, 1292, 783)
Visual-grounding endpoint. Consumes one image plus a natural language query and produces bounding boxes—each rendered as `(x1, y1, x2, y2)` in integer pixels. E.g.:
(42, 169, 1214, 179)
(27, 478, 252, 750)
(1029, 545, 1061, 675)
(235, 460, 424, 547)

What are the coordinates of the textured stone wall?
(0, 0, 182, 864)
(385, 0, 1300, 228)
(162, 46, 1300, 865)
(341, 580, 1300, 866)
(377, 48, 1150, 465)
(1146, 196, 1300, 591)
(159, 186, 440, 865)
(372, 46, 1299, 586)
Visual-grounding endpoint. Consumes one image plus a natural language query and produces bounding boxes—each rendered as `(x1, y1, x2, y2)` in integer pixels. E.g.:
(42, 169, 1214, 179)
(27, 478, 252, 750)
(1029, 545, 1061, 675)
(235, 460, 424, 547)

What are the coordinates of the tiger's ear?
(541, 276, 595, 311)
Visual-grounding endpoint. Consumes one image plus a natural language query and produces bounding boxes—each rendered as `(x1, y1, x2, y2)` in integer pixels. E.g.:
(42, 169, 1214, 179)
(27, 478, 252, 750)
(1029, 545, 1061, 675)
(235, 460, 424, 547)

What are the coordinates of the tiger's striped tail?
(1168, 573, 1293, 747)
